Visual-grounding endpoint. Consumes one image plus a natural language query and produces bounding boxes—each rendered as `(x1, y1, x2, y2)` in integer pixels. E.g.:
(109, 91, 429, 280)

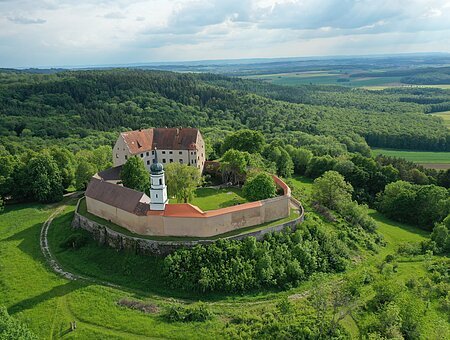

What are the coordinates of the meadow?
(175, 187, 247, 210)
(371, 148, 450, 168)
(1, 177, 448, 338)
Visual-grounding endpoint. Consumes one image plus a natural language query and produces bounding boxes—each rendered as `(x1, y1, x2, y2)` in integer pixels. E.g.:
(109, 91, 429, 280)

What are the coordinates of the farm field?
(245, 72, 402, 87)
(245, 70, 450, 89)
(371, 148, 450, 168)
(431, 110, 450, 129)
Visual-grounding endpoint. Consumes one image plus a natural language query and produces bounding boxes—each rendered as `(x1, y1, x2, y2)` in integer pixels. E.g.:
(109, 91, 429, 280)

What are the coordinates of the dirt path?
(40, 199, 307, 307)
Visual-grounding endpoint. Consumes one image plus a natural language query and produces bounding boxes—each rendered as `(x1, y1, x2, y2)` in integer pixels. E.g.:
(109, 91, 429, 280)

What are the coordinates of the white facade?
(149, 169, 168, 211)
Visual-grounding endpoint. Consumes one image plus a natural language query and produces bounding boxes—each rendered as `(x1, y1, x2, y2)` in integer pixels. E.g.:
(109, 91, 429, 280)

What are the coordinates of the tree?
(220, 149, 248, 185)
(164, 163, 202, 203)
(47, 147, 76, 189)
(120, 156, 150, 193)
(313, 171, 353, 211)
(0, 197, 3, 213)
(242, 172, 276, 201)
(26, 153, 63, 203)
(287, 147, 313, 175)
(263, 144, 294, 178)
(75, 159, 97, 190)
(221, 129, 266, 154)
(431, 224, 449, 253)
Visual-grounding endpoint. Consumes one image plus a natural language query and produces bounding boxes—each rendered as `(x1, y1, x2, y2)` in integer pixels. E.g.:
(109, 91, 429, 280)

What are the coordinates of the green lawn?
(1, 182, 447, 338)
(177, 187, 248, 211)
(431, 110, 450, 129)
(371, 148, 450, 164)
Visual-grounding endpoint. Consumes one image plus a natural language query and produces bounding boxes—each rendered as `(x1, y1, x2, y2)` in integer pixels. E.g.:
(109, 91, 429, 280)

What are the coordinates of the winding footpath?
(39, 198, 123, 290)
(40, 197, 307, 306)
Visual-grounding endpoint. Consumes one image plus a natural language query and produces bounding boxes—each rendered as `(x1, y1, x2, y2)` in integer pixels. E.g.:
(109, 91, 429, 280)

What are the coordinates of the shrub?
(162, 303, 213, 323)
(242, 172, 276, 201)
(60, 233, 89, 250)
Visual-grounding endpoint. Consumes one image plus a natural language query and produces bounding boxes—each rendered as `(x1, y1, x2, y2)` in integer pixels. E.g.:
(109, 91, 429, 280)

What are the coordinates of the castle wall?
(73, 198, 304, 256)
(86, 192, 290, 238)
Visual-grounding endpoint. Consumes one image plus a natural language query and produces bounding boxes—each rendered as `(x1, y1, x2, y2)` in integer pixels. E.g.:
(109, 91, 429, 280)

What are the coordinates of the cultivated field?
(372, 148, 450, 169)
(245, 72, 402, 87)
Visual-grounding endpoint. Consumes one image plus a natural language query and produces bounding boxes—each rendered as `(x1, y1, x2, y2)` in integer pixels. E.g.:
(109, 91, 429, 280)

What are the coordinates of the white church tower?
(149, 150, 168, 211)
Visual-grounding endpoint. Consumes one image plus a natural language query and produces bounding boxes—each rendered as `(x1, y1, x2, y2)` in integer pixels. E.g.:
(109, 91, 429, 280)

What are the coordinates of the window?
(146, 152, 149, 156)
(156, 194, 158, 198)
(162, 159, 166, 163)
(162, 151, 166, 154)
(179, 159, 183, 163)
(179, 151, 182, 155)
(152, 150, 155, 155)
(191, 160, 194, 164)
(159, 178, 162, 185)
(140, 153, 144, 158)
(125, 155, 128, 160)
(169, 151, 173, 154)
(170, 159, 173, 163)
(115, 154, 118, 158)
(147, 160, 150, 165)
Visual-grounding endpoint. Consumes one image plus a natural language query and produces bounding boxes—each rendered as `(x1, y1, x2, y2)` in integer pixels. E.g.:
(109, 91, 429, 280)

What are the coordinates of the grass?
(177, 187, 248, 211)
(431, 110, 450, 129)
(371, 148, 450, 164)
(1, 179, 448, 338)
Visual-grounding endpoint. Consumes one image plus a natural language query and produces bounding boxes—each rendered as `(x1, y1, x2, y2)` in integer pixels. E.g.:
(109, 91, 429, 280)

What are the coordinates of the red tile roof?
(121, 128, 199, 154)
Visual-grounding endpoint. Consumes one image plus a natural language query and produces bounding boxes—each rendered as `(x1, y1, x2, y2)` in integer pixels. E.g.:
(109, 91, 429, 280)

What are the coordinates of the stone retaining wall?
(72, 198, 304, 256)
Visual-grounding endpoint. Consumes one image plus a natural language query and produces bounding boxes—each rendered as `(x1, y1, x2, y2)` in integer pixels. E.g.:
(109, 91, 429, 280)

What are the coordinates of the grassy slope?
(371, 148, 450, 164)
(1, 179, 448, 338)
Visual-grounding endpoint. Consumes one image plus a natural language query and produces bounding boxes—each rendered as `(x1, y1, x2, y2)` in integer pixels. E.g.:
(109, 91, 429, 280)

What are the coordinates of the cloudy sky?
(1, 0, 450, 68)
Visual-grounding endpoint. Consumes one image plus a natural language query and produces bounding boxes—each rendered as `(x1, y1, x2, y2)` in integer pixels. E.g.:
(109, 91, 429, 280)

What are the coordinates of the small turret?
(149, 147, 168, 210)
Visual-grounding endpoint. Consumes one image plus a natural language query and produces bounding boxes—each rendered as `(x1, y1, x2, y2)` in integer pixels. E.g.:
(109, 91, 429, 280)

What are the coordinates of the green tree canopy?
(120, 156, 150, 194)
(243, 172, 277, 201)
(164, 163, 202, 203)
(47, 147, 76, 189)
(220, 149, 248, 185)
(26, 152, 63, 203)
(313, 170, 353, 211)
(222, 129, 266, 154)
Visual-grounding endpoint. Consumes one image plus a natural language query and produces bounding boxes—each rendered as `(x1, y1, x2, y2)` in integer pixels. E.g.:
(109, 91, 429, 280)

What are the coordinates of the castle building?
(113, 127, 205, 172)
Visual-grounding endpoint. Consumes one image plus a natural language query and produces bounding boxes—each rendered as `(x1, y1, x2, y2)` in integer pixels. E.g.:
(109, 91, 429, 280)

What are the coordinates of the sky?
(1, 0, 450, 68)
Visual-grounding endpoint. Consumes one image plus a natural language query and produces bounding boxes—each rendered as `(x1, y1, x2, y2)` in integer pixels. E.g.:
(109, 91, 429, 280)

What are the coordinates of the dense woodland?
(0, 69, 449, 153)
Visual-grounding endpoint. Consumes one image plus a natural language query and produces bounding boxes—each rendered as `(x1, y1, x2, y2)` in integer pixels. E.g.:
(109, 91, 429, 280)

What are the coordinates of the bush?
(162, 303, 213, 323)
(60, 233, 89, 250)
(164, 222, 349, 293)
(0, 306, 37, 339)
(242, 172, 277, 201)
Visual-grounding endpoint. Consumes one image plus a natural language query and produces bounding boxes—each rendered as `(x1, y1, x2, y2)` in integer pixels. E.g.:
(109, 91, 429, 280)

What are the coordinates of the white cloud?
(0, 0, 449, 67)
